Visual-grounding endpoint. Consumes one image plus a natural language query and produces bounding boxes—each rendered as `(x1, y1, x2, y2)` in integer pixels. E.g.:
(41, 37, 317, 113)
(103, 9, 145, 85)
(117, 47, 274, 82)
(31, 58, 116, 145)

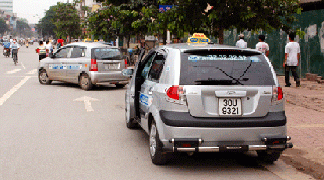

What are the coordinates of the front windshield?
(180, 49, 275, 85)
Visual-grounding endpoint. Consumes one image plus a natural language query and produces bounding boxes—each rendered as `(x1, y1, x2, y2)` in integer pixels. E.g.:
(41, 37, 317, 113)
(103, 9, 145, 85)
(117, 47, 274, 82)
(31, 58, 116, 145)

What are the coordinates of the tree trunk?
(218, 28, 224, 44)
(162, 30, 167, 45)
(126, 35, 130, 49)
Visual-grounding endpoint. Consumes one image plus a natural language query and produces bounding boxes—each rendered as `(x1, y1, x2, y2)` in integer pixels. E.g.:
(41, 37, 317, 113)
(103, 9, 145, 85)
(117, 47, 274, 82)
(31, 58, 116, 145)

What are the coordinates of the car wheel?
(125, 102, 138, 129)
(257, 150, 282, 164)
(80, 74, 93, 91)
(149, 120, 168, 165)
(116, 84, 125, 88)
(39, 70, 52, 85)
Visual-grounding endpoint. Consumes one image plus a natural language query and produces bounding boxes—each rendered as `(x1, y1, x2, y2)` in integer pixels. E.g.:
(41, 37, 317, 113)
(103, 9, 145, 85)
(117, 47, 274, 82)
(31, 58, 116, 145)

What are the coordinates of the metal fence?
(222, 8, 324, 77)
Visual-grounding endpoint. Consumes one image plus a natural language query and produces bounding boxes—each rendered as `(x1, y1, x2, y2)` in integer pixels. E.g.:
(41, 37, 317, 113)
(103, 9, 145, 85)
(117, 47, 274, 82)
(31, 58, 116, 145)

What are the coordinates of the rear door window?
(147, 54, 166, 82)
(71, 47, 86, 58)
(180, 49, 275, 85)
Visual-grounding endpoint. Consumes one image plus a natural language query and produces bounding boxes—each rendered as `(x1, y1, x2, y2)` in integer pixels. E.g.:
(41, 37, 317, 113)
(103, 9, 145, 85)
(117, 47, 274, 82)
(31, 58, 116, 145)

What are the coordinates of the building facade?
(0, 0, 13, 13)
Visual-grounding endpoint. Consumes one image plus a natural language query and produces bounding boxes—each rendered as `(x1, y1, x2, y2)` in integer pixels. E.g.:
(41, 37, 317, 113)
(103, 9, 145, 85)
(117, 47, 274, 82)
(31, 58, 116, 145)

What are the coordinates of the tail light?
(90, 59, 98, 71)
(124, 59, 128, 68)
(166, 85, 187, 105)
(272, 86, 283, 102)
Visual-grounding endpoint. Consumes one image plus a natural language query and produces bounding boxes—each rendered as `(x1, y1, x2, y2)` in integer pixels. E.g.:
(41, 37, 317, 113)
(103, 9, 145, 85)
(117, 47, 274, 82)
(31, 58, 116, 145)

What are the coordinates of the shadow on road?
(49, 82, 126, 91)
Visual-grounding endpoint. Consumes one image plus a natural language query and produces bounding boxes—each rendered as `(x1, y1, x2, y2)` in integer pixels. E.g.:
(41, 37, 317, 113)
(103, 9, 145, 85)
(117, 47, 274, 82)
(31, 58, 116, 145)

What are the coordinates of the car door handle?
(148, 87, 153, 95)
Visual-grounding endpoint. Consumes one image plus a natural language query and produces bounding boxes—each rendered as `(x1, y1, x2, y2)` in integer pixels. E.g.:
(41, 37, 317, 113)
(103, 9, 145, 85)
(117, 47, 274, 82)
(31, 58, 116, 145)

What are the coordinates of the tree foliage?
(36, 6, 56, 38)
(16, 18, 31, 37)
(0, 18, 9, 36)
(88, 0, 301, 44)
(53, 2, 82, 41)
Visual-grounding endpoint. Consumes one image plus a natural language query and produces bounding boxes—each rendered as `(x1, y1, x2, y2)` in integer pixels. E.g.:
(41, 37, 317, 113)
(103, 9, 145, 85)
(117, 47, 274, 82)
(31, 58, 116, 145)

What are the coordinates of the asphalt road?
(0, 44, 314, 180)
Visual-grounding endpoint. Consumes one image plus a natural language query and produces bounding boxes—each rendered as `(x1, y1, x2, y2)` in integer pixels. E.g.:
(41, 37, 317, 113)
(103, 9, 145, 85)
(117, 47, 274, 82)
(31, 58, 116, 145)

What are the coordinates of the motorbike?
(3, 48, 10, 57)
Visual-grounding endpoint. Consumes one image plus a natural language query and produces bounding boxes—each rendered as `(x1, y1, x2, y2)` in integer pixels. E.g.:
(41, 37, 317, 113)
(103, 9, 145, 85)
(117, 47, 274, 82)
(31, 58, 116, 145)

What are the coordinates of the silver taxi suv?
(123, 43, 293, 165)
(38, 42, 129, 90)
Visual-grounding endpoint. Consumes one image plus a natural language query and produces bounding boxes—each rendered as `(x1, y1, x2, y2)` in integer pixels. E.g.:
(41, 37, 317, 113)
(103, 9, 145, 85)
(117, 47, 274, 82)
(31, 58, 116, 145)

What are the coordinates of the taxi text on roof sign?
(187, 33, 211, 43)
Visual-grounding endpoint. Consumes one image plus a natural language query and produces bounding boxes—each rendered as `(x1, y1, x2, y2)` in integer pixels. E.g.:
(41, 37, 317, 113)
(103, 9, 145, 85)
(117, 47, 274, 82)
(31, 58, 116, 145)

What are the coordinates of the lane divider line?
(6, 69, 21, 74)
(21, 62, 26, 69)
(26, 69, 37, 75)
(0, 76, 31, 106)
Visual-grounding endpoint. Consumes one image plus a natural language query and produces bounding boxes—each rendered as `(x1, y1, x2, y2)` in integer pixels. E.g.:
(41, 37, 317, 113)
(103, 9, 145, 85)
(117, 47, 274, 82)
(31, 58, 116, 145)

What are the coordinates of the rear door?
(181, 49, 275, 118)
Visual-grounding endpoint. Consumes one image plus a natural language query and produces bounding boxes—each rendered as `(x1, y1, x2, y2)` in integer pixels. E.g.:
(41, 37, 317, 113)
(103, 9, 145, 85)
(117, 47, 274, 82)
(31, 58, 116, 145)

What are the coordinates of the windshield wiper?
(194, 79, 238, 85)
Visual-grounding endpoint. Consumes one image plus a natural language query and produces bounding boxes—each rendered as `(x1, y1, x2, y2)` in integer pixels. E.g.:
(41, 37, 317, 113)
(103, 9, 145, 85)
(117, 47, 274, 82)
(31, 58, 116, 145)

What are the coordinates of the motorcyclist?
(3, 41, 11, 57)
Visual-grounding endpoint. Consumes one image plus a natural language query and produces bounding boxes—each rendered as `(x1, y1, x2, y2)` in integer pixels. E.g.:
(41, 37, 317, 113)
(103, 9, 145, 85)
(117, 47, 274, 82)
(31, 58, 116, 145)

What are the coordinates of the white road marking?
(6, 69, 22, 74)
(21, 62, 26, 69)
(74, 96, 99, 112)
(26, 69, 37, 75)
(0, 76, 31, 106)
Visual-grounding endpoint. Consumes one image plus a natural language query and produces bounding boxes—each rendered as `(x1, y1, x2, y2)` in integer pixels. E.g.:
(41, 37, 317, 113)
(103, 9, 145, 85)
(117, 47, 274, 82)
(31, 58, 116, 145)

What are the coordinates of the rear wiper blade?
(194, 80, 238, 85)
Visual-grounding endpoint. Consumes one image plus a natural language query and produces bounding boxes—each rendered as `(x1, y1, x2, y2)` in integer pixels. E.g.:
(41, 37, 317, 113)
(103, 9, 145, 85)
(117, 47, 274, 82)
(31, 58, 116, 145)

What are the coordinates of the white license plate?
(218, 98, 242, 115)
(105, 63, 120, 70)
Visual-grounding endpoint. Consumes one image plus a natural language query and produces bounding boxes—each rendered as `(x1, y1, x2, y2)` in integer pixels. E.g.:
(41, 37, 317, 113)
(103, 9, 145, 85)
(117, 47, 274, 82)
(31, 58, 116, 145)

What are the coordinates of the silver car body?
(126, 43, 292, 160)
(38, 42, 128, 87)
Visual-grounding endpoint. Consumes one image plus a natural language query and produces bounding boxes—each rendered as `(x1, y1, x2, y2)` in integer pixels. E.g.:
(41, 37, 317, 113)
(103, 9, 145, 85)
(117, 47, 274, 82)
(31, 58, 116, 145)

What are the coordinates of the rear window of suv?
(180, 49, 275, 85)
(93, 48, 122, 60)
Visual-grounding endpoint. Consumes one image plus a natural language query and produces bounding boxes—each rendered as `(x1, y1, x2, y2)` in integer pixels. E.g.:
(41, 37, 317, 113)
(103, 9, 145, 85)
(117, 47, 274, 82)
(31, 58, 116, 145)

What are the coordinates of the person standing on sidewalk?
(236, 34, 247, 48)
(283, 33, 301, 87)
(255, 35, 269, 57)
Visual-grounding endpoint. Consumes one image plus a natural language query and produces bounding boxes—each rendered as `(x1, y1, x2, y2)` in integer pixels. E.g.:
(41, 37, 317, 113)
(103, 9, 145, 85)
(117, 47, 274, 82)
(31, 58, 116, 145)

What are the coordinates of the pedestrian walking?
(36, 41, 47, 61)
(256, 35, 269, 57)
(236, 34, 247, 48)
(283, 33, 301, 87)
(45, 40, 53, 56)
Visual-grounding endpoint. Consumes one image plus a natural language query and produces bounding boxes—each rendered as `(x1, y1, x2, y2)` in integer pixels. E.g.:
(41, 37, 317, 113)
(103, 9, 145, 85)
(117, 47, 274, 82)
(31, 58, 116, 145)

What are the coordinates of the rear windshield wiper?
(98, 56, 122, 60)
(194, 79, 238, 85)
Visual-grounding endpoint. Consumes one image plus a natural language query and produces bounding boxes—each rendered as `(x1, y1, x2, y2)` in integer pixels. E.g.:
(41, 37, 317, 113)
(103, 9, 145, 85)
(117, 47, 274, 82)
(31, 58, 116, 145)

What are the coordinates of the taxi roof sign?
(187, 33, 211, 43)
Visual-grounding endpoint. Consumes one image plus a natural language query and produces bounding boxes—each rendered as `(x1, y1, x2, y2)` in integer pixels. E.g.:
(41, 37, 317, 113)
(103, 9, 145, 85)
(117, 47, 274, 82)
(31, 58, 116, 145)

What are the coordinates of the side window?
(148, 54, 166, 82)
(141, 54, 155, 78)
(71, 47, 86, 58)
(55, 48, 70, 58)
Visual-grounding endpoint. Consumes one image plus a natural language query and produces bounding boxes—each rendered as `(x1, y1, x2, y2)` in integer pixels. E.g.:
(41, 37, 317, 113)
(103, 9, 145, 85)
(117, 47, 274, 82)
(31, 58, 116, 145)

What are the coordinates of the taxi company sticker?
(49, 64, 82, 70)
(140, 93, 152, 106)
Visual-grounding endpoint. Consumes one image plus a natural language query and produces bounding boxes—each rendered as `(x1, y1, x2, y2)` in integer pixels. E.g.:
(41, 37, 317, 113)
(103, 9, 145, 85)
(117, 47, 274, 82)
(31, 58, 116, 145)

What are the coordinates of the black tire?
(116, 84, 125, 88)
(80, 74, 93, 91)
(38, 70, 52, 85)
(149, 120, 169, 165)
(257, 150, 282, 163)
(125, 102, 138, 129)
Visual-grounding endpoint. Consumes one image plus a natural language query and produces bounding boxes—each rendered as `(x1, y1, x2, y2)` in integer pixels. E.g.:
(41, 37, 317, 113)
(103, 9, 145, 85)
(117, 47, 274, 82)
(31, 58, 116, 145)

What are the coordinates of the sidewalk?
(278, 76, 324, 179)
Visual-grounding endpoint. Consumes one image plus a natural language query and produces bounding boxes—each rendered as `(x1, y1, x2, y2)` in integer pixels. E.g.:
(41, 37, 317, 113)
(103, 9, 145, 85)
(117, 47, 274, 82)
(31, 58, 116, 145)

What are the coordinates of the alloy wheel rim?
(150, 124, 157, 156)
(81, 77, 88, 86)
(40, 73, 47, 83)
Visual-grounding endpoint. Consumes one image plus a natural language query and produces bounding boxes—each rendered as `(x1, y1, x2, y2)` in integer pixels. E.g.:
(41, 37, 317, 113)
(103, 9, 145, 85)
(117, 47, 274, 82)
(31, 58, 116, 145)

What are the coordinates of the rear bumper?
(89, 71, 129, 84)
(159, 111, 286, 128)
(163, 137, 293, 152)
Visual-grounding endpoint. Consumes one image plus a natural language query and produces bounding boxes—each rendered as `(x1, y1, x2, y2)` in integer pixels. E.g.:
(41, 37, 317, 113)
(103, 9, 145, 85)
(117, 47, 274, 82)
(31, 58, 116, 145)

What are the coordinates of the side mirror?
(49, 53, 55, 58)
(122, 69, 134, 77)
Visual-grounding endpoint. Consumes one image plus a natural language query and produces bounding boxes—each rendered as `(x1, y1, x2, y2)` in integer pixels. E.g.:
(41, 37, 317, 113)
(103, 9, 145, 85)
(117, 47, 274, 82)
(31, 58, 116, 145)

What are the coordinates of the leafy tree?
(36, 6, 57, 38)
(90, 0, 301, 44)
(0, 18, 9, 36)
(16, 18, 31, 37)
(53, 2, 82, 42)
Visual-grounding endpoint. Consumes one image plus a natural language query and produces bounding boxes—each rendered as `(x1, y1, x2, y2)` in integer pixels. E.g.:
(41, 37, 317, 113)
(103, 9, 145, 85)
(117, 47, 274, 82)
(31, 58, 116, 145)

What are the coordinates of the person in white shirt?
(45, 40, 53, 55)
(236, 34, 247, 48)
(284, 33, 300, 87)
(255, 35, 269, 57)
